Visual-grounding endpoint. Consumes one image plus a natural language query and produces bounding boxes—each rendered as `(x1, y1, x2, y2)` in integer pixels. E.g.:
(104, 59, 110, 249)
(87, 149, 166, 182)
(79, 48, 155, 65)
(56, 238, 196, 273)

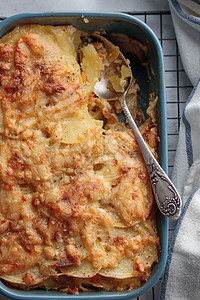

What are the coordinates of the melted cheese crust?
(0, 24, 159, 293)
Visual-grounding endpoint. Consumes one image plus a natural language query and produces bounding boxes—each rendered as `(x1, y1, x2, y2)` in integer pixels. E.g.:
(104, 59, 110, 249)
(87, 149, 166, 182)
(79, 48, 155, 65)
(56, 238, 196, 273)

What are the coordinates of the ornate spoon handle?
(122, 93, 182, 221)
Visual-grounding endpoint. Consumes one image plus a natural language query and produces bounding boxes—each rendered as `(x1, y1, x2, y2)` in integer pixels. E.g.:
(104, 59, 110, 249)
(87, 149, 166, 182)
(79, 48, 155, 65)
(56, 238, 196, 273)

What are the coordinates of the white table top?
(0, 0, 169, 17)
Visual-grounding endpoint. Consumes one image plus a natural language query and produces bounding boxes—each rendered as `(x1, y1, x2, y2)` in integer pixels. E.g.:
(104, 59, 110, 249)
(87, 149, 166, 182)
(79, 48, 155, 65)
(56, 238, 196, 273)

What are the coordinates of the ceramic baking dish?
(0, 11, 168, 300)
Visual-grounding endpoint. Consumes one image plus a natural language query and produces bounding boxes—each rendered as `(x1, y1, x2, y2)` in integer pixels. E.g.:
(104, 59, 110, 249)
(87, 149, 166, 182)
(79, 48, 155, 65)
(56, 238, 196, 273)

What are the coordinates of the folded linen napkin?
(160, 1, 200, 299)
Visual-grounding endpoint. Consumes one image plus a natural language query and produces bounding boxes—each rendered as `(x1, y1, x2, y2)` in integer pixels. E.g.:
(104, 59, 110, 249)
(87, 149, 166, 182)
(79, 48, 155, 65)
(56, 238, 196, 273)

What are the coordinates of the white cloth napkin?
(160, 1, 200, 299)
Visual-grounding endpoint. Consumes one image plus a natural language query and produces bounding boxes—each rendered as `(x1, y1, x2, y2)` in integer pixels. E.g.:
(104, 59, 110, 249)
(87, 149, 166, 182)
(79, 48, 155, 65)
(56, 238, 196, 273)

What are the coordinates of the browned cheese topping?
(0, 24, 159, 292)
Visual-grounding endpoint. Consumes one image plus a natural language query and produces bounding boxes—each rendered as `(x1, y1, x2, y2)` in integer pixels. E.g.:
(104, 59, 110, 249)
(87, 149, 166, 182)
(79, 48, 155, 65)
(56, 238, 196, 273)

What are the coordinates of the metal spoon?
(92, 34, 182, 221)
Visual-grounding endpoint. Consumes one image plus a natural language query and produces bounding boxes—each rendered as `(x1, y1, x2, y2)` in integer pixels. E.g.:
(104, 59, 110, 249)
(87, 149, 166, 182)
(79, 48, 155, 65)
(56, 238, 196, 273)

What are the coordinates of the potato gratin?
(0, 24, 159, 293)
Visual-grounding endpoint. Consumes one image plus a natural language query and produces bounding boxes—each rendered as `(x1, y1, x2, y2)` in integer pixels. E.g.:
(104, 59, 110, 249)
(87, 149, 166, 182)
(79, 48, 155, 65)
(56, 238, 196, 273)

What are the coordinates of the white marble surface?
(0, 0, 169, 17)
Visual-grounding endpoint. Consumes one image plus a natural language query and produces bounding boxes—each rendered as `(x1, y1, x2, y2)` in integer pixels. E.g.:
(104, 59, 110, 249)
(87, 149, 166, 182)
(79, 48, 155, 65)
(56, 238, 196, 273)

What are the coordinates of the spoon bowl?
(92, 33, 182, 221)
(91, 33, 132, 101)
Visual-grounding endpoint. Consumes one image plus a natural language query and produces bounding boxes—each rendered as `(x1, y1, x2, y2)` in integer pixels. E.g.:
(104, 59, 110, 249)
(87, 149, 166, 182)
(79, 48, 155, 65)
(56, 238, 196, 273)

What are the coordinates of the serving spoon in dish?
(92, 33, 182, 221)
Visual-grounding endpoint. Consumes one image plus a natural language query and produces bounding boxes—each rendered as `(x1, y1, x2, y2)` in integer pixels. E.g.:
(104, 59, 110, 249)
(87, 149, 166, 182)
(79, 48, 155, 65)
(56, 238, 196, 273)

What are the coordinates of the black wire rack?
(0, 11, 193, 300)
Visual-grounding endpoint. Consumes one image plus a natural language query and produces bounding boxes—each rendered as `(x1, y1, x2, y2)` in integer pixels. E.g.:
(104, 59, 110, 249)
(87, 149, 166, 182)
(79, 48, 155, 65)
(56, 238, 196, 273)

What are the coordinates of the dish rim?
(0, 11, 169, 300)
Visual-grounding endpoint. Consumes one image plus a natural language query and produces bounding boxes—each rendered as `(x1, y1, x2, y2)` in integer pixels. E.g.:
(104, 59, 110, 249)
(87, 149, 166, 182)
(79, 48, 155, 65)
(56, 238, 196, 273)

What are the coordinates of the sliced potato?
(99, 257, 134, 279)
(61, 104, 103, 144)
(59, 259, 100, 278)
(81, 44, 103, 95)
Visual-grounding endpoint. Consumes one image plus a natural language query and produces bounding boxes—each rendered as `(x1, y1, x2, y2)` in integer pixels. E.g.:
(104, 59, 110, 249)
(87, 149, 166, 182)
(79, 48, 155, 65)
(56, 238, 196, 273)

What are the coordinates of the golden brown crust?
(0, 24, 159, 293)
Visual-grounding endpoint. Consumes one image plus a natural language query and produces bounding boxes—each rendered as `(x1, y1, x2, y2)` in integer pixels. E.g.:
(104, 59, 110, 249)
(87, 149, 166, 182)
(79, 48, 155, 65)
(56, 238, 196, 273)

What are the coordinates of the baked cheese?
(0, 24, 159, 293)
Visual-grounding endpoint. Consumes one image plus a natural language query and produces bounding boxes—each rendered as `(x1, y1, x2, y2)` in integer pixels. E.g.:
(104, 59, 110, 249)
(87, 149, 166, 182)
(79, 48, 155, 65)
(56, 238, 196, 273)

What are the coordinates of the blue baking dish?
(0, 12, 168, 300)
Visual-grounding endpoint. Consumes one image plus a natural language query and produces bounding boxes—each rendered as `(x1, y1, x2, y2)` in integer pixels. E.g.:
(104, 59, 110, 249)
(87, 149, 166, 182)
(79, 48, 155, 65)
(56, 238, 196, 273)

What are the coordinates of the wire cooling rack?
(0, 11, 193, 300)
